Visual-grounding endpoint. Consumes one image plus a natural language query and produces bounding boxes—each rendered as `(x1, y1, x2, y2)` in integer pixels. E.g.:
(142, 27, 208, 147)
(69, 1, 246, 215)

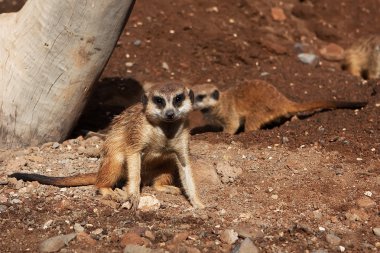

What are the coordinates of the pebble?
(76, 232, 97, 246)
(124, 245, 152, 253)
(0, 204, 7, 213)
(39, 233, 76, 253)
(297, 53, 318, 65)
(125, 62, 134, 67)
(271, 7, 286, 21)
(133, 39, 142, 46)
(74, 223, 85, 233)
(356, 196, 376, 208)
(120, 232, 146, 247)
(338, 245, 345, 252)
(373, 227, 380, 237)
(236, 238, 259, 253)
(138, 195, 160, 212)
(319, 43, 345, 61)
(220, 229, 238, 245)
(43, 220, 53, 229)
(91, 228, 103, 235)
(52, 142, 60, 149)
(215, 162, 242, 183)
(326, 233, 341, 246)
(162, 62, 170, 71)
(144, 230, 155, 241)
(172, 232, 189, 243)
(364, 191, 372, 197)
(345, 208, 369, 221)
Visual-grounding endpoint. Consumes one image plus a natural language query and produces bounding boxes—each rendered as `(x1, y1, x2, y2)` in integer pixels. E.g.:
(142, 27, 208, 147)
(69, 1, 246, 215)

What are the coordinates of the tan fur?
(343, 35, 380, 79)
(10, 82, 204, 210)
(192, 80, 367, 134)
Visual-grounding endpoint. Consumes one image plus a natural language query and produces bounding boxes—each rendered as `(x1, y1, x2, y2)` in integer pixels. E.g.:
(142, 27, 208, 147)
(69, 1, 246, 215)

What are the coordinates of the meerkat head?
(142, 82, 194, 123)
(191, 84, 220, 112)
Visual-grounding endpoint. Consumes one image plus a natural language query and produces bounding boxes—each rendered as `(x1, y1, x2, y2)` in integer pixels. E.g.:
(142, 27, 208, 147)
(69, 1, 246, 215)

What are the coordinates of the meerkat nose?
(165, 110, 175, 119)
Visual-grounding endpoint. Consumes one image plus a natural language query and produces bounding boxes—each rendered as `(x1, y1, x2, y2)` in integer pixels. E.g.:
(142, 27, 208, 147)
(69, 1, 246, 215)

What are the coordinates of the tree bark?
(0, 0, 135, 148)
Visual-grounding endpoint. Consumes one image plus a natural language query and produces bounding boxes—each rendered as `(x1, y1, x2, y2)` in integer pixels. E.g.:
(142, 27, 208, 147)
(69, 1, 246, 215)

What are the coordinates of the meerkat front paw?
(128, 193, 140, 211)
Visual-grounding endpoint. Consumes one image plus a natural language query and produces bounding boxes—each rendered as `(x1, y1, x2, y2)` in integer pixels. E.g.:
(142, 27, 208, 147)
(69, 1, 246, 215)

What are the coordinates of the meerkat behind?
(10, 82, 204, 210)
(192, 80, 367, 134)
(342, 35, 380, 80)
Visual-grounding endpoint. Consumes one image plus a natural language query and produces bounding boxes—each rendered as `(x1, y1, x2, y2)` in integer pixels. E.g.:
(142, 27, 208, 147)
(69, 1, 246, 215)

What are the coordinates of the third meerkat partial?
(192, 80, 367, 134)
(10, 82, 204, 210)
(342, 35, 380, 80)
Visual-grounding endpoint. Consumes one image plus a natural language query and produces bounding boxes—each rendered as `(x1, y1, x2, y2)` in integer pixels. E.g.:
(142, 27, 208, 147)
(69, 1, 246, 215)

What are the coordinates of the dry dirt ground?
(1, 0, 380, 252)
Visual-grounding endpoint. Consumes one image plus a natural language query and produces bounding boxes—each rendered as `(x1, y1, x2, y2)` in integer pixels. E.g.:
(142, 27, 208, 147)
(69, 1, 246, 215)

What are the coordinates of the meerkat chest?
(142, 129, 182, 159)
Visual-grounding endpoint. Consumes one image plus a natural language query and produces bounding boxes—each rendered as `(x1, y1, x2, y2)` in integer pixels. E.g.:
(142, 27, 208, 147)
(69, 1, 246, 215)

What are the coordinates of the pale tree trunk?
(0, 0, 135, 148)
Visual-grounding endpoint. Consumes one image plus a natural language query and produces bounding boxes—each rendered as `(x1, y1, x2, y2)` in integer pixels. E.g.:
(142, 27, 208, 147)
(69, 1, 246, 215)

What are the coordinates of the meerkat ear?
(188, 89, 194, 104)
(211, 89, 220, 100)
(142, 94, 148, 106)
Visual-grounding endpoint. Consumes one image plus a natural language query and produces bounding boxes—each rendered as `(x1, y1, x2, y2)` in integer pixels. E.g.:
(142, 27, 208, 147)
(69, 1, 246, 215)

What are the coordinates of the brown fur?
(10, 82, 204, 210)
(192, 80, 367, 134)
(342, 35, 380, 79)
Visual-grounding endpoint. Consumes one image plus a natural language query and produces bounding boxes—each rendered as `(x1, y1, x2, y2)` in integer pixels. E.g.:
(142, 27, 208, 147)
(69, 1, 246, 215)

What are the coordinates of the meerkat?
(10, 82, 204, 210)
(191, 80, 367, 134)
(342, 35, 380, 80)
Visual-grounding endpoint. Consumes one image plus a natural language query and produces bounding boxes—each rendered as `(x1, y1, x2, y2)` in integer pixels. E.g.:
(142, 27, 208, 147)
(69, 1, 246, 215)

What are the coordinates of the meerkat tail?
(291, 101, 367, 113)
(9, 172, 97, 187)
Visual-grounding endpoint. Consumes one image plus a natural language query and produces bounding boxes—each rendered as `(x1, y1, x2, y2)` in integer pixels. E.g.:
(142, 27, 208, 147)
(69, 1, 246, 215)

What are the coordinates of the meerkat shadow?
(71, 77, 144, 138)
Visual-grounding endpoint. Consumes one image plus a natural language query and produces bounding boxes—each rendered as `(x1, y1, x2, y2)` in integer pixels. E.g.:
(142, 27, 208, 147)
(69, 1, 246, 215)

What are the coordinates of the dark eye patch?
(173, 93, 185, 107)
(153, 96, 166, 107)
(211, 90, 219, 100)
(195, 94, 206, 102)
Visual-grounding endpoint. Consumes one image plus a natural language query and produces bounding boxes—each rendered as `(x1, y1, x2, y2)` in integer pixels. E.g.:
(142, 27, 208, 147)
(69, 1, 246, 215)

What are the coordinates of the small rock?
(133, 39, 142, 46)
(220, 229, 238, 245)
(120, 232, 146, 247)
(124, 245, 152, 253)
(326, 233, 341, 246)
(192, 160, 221, 185)
(0, 204, 7, 213)
(184, 247, 201, 253)
(39, 233, 76, 253)
(52, 142, 60, 149)
(237, 238, 259, 253)
(345, 208, 369, 221)
(162, 62, 170, 71)
(138, 195, 160, 212)
(356, 196, 376, 208)
(91, 228, 103, 235)
(172, 232, 189, 243)
(312, 250, 328, 253)
(125, 62, 134, 67)
(43, 220, 53, 229)
(7, 177, 24, 190)
(297, 53, 319, 65)
(373, 227, 380, 237)
(216, 162, 242, 183)
(0, 194, 7, 203)
(271, 7, 286, 21)
(338, 245, 345, 252)
(77, 232, 97, 246)
(319, 43, 344, 61)
(74, 223, 85, 233)
(144, 230, 155, 241)
(364, 191, 373, 197)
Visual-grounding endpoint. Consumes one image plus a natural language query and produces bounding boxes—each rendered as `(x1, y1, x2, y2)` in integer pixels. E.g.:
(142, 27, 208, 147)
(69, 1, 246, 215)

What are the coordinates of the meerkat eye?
(153, 96, 165, 107)
(195, 94, 205, 102)
(173, 93, 185, 107)
(211, 90, 220, 100)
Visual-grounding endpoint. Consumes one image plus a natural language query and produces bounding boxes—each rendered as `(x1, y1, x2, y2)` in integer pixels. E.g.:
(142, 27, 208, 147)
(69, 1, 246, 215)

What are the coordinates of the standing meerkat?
(191, 80, 367, 134)
(10, 82, 204, 210)
(342, 35, 380, 80)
